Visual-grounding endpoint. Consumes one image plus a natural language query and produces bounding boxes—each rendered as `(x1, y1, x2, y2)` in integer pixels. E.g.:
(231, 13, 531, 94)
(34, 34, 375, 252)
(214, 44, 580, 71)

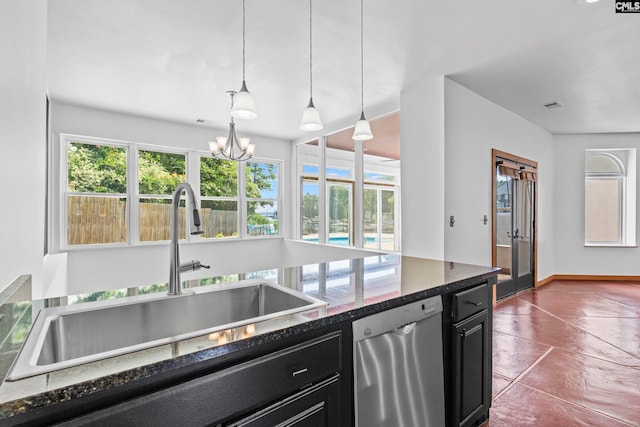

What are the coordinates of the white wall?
(0, 1, 47, 293)
(400, 76, 446, 259)
(554, 133, 640, 276)
(442, 79, 555, 281)
(51, 239, 375, 297)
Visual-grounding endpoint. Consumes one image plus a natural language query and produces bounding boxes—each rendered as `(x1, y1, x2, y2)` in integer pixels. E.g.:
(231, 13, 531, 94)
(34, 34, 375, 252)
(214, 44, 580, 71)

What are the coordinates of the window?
(364, 187, 396, 251)
(246, 162, 279, 236)
(138, 150, 186, 241)
(200, 157, 239, 239)
(301, 180, 319, 241)
(364, 171, 397, 183)
(295, 113, 401, 251)
(66, 140, 128, 246)
(327, 182, 352, 245)
(198, 158, 280, 239)
(585, 149, 636, 246)
(59, 134, 280, 249)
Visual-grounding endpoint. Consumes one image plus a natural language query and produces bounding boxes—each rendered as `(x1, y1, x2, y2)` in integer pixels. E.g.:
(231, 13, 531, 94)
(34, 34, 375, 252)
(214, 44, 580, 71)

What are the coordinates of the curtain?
(498, 160, 537, 182)
(497, 161, 520, 179)
(519, 169, 537, 182)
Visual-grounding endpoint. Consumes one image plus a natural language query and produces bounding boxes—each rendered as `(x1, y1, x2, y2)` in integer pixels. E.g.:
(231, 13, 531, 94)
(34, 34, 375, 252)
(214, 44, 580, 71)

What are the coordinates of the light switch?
(450, 215, 455, 227)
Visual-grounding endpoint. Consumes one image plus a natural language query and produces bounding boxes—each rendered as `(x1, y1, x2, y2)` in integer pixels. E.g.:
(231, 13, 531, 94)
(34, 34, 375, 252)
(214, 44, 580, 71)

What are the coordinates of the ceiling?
(47, 0, 640, 147)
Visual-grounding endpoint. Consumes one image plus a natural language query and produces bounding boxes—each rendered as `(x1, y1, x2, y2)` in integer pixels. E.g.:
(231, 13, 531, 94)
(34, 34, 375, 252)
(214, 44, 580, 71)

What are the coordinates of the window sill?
(55, 235, 284, 252)
(584, 244, 638, 248)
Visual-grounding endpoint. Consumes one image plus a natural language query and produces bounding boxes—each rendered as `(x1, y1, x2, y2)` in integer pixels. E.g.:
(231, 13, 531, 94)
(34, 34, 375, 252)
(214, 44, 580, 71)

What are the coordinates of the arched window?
(585, 149, 636, 246)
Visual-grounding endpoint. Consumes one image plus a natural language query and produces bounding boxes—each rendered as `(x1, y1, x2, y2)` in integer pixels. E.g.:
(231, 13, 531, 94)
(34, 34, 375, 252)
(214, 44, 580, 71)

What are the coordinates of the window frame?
(584, 149, 636, 247)
(136, 146, 189, 244)
(57, 133, 281, 251)
(198, 155, 241, 240)
(245, 160, 280, 238)
(61, 135, 131, 249)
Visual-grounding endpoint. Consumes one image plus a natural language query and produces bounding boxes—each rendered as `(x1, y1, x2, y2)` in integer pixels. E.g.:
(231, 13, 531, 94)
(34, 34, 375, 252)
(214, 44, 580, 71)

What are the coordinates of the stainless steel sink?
(7, 280, 326, 381)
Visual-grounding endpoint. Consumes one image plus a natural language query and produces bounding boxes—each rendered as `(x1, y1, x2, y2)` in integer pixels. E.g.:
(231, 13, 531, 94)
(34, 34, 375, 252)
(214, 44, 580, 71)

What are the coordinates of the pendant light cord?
(360, 0, 364, 112)
(309, 0, 313, 99)
(242, 0, 246, 81)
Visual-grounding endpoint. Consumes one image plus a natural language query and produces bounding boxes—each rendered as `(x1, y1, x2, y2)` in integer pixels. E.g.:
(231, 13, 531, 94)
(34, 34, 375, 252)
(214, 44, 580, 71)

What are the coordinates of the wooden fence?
(67, 196, 238, 245)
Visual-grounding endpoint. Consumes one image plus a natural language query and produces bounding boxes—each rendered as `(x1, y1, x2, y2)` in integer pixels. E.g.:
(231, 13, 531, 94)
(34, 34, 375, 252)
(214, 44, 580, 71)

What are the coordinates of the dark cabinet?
(225, 374, 340, 426)
(452, 310, 490, 427)
(59, 332, 342, 427)
(444, 281, 493, 427)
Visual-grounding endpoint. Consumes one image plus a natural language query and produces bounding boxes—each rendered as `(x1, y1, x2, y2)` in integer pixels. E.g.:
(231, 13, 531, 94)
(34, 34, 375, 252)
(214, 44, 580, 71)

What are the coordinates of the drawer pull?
(466, 301, 483, 307)
(292, 368, 308, 377)
(461, 324, 483, 338)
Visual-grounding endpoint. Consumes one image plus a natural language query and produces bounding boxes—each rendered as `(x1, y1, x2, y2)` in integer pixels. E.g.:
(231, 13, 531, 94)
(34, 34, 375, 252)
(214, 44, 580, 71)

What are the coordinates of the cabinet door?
(452, 310, 489, 427)
(225, 374, 340, 427)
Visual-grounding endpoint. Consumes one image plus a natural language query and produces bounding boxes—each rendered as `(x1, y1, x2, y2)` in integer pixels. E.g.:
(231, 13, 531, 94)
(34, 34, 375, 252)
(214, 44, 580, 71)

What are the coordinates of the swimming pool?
(303, 236, 376, 245)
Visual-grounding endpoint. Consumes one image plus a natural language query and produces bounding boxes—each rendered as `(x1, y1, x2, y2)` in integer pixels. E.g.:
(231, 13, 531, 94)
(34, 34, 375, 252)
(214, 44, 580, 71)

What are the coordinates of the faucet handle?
(178, 260, 210, 273)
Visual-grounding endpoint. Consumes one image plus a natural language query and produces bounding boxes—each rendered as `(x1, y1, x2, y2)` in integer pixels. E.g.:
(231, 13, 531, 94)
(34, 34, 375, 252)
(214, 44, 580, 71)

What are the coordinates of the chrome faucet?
(169, 182, 209, 295)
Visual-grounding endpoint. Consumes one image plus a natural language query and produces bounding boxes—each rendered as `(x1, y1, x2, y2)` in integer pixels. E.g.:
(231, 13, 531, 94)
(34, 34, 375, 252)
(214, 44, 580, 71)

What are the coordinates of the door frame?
(491, 149, 538, 300)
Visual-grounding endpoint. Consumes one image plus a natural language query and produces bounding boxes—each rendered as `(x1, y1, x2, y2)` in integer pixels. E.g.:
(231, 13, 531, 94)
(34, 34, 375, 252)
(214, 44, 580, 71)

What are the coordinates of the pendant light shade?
(301, 99, 323, 131)
(353, 111, 373, 141)
(232, 80, 257, 119)
(231, 0, 257, 120)
(300, 0, 323, 131)
(352, 0, 373, 141)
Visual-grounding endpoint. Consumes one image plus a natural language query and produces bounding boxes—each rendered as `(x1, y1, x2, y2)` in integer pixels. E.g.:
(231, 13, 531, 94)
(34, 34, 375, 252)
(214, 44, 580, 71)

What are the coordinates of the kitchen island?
(0, 254, 498, 426)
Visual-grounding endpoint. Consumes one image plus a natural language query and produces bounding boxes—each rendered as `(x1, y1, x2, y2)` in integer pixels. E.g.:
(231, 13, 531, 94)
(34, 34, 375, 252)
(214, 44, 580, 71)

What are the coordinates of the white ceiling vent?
(543, 101, 563, 110)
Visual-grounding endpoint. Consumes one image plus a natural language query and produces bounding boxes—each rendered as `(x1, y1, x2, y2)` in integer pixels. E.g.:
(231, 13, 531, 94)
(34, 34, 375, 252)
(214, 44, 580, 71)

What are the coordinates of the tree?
(138, 151, 185, 195)
(67, 142, 127, 193)
(329, 185, 349, 221)
(245, 162, 277, 216)
(303, 193, 319, 219)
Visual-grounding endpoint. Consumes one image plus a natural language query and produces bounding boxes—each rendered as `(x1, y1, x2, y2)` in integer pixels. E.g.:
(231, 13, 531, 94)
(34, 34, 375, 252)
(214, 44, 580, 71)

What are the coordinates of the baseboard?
(536, 275, 555, 287)
(538, 274, 640, 284)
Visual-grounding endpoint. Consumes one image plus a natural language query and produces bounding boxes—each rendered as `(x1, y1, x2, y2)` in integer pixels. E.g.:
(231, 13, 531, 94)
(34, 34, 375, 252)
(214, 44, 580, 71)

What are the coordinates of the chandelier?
(209, 91, 255, 161)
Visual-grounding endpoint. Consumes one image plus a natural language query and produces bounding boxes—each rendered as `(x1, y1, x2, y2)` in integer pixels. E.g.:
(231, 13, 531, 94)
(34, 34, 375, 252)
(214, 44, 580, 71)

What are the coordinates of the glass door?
(363, 187, 397, 251)
(495, 160, 535, 299)
(495, 167, 513, 287)
(513, 178, 534, 293)
(327, 182, 352, 245)
(301, 179, 319, 242)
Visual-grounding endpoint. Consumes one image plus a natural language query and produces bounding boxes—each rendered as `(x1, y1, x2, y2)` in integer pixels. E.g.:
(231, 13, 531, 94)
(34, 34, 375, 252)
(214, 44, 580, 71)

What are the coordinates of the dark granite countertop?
(0, 254, 498, 422)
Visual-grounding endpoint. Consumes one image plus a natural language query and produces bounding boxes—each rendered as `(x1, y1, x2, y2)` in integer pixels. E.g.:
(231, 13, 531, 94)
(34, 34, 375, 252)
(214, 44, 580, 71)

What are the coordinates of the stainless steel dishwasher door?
(353, 296, 445, 427)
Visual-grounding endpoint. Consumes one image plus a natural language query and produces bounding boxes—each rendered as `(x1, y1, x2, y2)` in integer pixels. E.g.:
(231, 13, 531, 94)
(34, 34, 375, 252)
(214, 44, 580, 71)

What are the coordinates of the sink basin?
(6, 280, 326, 381)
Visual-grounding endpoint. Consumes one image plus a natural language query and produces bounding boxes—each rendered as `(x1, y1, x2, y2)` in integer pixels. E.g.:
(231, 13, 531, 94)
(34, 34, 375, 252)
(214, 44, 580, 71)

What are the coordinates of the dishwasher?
(353, 295, 445, 427)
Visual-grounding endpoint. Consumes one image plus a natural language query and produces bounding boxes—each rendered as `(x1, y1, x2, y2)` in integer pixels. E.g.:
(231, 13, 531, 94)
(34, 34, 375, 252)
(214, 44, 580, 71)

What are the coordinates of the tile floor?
(485, 280, 640, 427)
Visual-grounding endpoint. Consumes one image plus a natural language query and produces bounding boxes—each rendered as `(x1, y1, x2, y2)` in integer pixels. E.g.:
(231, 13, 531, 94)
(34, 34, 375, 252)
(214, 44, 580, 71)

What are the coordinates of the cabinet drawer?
(452, 283, 488, 322)
(60, 332, 342, 426)
(226, 374, 341, 427)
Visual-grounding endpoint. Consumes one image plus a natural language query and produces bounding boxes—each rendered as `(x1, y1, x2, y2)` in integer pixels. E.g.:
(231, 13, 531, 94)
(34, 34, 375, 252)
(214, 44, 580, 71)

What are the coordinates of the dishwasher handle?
(394, 322, 417, 335)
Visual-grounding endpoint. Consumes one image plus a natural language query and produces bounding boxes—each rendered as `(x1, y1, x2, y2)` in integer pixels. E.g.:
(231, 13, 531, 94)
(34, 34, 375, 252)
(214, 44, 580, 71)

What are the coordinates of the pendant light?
(231, 0, 257, 120)
(352, 0, 373, 141)
(209, 91, 255, 161)
(300, 0, 323, 131)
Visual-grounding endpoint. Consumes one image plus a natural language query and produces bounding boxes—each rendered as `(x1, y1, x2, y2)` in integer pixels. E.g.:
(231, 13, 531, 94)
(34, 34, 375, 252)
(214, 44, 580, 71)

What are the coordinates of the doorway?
(492, 149, 537, 300)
